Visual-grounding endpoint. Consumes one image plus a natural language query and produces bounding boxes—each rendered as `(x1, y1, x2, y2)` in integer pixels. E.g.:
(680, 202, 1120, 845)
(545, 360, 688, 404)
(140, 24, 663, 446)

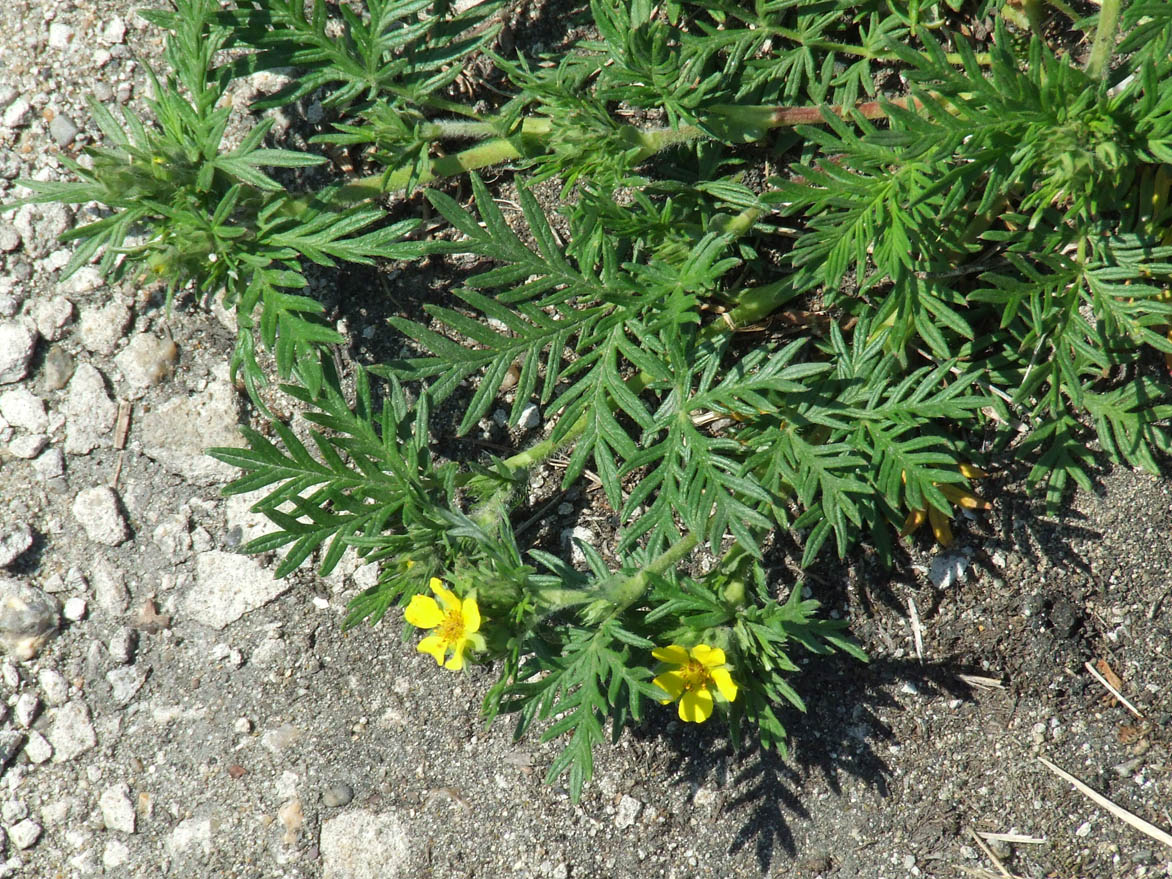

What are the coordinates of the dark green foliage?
(9, 0, 1172, 802)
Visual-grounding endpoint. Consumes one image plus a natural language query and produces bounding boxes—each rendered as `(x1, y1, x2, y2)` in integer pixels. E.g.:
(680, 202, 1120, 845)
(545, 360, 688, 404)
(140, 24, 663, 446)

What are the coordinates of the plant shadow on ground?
(628, 650, 992, 873)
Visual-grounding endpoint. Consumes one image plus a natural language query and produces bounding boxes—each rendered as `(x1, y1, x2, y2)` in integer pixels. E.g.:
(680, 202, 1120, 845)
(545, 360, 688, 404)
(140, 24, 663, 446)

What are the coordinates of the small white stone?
(91, 556, 130, 614)
(615, 795, 642, 830)
(32, 448, 64, 480)
(99, 783, 135, 834)
(78, 302, 131, 356)
(102, 17, 126, 44)
(249, 635, 286, 669)
(37, 669, 69, 706)
(928, 550, 970, 590)
(72, 488, 129, 547)
(0, 526, 33, 568)
(22, 730, 51, 764)
(103, 839, 130, 869)
(30, 297, 73, 342)
(107, 627, 137, 665)
(1075, 820, 1092, 838)
(113, 334, 177, 389)
(0, 389, 47, 434)
(320, 811, 409, 879)
(63, 364, 117, 455)
(105, 666, 147, 706)
(62, 597, 87, 622)
(7, 435, 47, 460)
(185, 551, 289, 630)
(13, 692, 39, 728)
(2, 98, 30, 129)
(518, 403, 541, 430)
(48, 22, 74, 49)
(233, 716, 252, 735)
(48, 701, 95, 762)
(168, 817, 211, 857)
(0, 322, 37, 385)
(8, 818, 40, 850)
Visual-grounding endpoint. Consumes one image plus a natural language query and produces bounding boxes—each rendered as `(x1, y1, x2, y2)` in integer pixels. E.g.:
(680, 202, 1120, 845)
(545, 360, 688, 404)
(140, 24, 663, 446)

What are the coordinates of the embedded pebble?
(40, 345, 74, 390)
(48, 701, 96, 762)
(32, 446, 64, 479)
(13, 692, 39, 728)
(0, 732, 24, 775)
(63, 364, 117, 455)
(102, 17, 127, 44)
(30, 297, 73, 342)
(103, 839, 130, 870)
(113, 333, 177, 389)
(7, 818, 40, 850)
(62, 597, 87, 622)
(2, 98, 30, 129)
(518, 403, 541, 430)
(107, 627, 137, 665)
(91, 556, 130, 614)
(152, 512, 192, 562)
(0, 526, 33, 568)
(320, 811, 410, 879)
(0, 228, 19, 253)
(139, 369, 244, 482)
(928, 550, 970, 590)
(0, 388, 47, 433)
(48, 22, 74, 48)
(321, 781, 354, 808)
(0, 579, 59, 660)
(8, 435, 48, 459)
(48, 113, 79, 147)
(99, 783, 136, 833)
(249, 635, 286, 669)
(78, 302, 131, 356)
(185, 551, 289, 630)
(168, 817, 212, 857)
(22, 730, 51, 764)
(0, 322, 37, 384)
(615, 795, 642, 830)
(106, 666, 148, 706)
(37, 669, 69, 706)
(72, 487, 129, 547)
(260, 723, 301, 754)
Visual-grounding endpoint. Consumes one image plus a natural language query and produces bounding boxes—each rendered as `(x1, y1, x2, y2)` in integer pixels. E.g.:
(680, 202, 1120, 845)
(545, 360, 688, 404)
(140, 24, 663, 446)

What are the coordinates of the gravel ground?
(0, 2, 1170, 878)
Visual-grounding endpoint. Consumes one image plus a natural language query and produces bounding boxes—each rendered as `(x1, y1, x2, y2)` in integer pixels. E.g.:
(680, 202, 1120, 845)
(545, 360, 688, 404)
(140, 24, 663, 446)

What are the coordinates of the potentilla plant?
(7, 0, 1172, 798)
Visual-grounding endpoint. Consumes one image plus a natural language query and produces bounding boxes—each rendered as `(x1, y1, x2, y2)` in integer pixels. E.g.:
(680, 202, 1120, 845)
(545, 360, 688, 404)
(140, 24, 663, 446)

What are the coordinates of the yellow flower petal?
(690, 644, 725, 668)
(928, 506, 954, 547)
(710, 667, 738, 703)
(416, 634, 447, 665)
(462, 594, 481, 634)
(900, 509, 925, 537)
(404, 594, 443, 629)
(443, 638, 467, 671)
(939, 483, 991, 510)
(430, 578, 460, 611)
(652, 645, 690, 666)
(678, 688, 714, 723)
(653, 671, 686, 703)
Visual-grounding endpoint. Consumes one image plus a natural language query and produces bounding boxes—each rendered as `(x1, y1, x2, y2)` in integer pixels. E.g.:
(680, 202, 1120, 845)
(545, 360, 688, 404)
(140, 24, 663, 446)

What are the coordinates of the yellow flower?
(652, 644, 738, 723)
(404, 578, 485, 671)
(900, 463, 992, 547)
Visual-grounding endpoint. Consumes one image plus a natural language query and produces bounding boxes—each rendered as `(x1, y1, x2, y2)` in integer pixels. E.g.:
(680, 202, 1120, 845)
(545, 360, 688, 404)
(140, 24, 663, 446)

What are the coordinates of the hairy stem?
(1085, 0, 1122, 79)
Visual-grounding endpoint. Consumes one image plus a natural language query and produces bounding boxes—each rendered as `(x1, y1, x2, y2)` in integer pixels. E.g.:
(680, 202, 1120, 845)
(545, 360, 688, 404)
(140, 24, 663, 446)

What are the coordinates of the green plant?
(8, 0, 1172, 800)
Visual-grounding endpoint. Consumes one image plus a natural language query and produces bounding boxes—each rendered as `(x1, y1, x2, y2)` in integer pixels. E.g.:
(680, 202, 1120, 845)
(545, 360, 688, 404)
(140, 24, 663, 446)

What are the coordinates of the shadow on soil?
(634, 651, 991, 873)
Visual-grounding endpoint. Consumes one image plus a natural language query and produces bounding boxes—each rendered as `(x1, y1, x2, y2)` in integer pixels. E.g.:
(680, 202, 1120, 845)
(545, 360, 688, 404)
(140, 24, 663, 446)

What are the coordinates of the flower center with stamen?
(679, 659, 712, 693)
(437, 609, 464, 645)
